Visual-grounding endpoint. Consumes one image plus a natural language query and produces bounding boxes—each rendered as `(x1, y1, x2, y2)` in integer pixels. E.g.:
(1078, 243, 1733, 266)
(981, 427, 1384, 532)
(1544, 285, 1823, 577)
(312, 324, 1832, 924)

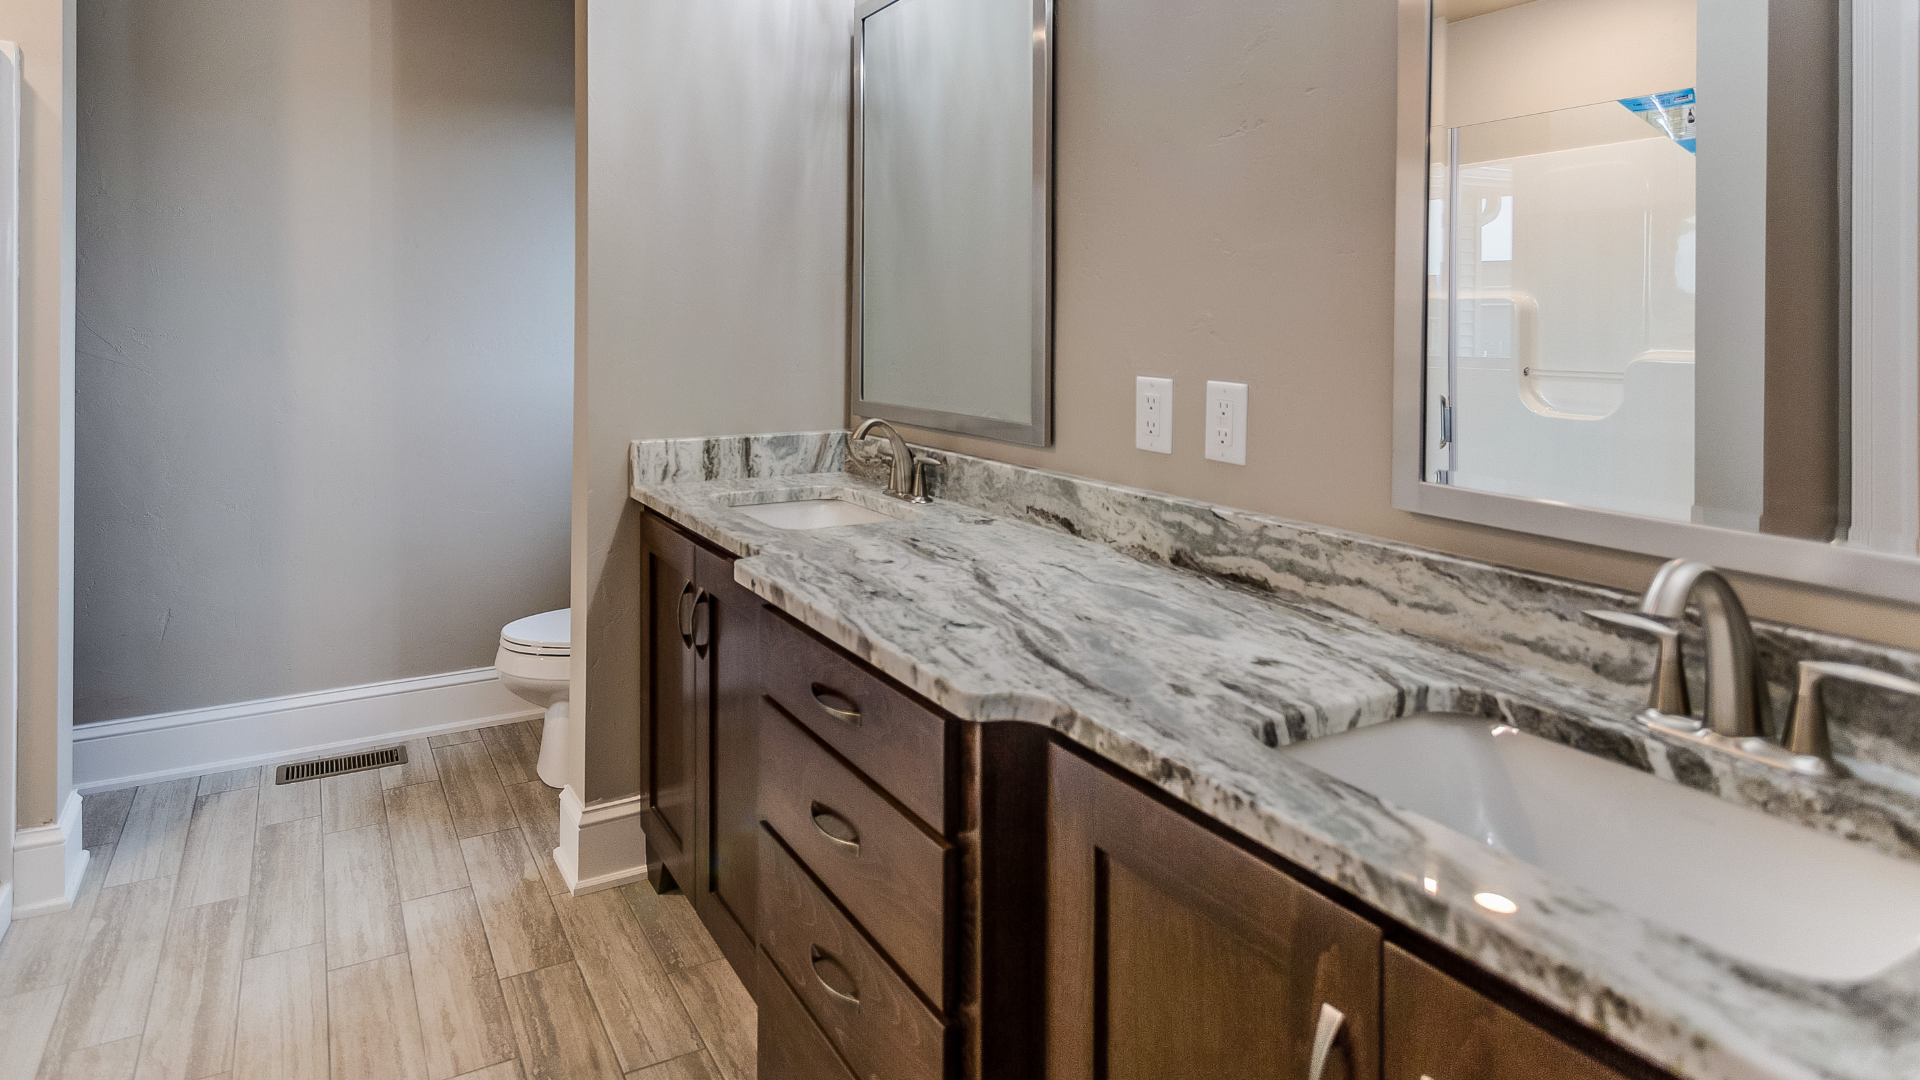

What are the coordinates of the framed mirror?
(1392, 0, 1920, 603)
(851, 0, 1054, 446)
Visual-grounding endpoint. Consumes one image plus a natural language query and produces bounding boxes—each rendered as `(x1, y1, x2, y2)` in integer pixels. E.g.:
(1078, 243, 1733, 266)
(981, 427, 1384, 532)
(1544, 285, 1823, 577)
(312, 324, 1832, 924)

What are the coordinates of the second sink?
(725, 487, 914, 530)
(1285, 714, 1920, 982)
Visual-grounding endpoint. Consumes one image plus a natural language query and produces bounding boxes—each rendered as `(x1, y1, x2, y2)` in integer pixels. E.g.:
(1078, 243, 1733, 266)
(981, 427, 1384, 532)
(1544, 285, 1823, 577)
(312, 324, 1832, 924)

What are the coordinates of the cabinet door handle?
(1307, 1002, 1345, 1080)
(810, 684, 862, 726)
(676, 583, 697, 644)
(809, 801, 860, 855)
(810, 944, 860, 1005)
(690, 591, 712, 658)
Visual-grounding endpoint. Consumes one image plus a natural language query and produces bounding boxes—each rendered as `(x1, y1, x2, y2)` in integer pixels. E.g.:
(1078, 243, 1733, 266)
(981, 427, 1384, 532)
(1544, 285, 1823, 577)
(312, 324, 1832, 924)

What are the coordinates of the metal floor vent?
(275, 745, 407, 785)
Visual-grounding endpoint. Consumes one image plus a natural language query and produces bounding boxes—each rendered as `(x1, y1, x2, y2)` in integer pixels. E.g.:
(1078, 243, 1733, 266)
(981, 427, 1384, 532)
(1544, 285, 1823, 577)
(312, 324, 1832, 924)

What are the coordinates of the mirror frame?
(1390, 0, 1920, 604)
(849, 0, 1055, 447)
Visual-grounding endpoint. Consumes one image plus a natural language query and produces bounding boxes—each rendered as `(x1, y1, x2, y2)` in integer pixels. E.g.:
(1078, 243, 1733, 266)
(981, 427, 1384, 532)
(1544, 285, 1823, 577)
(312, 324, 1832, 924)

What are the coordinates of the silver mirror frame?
(1390, 0, 1920, 605)
(849, 0, 1055, 447)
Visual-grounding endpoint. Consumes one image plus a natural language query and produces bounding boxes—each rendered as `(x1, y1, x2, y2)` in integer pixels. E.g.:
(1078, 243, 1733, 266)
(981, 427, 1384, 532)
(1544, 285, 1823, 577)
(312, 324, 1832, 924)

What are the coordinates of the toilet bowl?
(496, 607, 571, 788)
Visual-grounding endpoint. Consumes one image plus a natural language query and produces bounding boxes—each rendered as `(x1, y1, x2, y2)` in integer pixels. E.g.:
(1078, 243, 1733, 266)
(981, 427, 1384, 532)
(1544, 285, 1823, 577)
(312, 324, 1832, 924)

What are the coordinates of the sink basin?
(729, 492, 906, 530)
(1285, 714, 1920, 982)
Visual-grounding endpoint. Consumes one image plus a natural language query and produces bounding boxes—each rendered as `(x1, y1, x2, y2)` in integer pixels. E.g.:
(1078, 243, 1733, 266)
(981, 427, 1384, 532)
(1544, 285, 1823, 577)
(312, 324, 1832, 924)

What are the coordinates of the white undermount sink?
(726, 489, 909, 530)
(1285, 714, 1920, 982)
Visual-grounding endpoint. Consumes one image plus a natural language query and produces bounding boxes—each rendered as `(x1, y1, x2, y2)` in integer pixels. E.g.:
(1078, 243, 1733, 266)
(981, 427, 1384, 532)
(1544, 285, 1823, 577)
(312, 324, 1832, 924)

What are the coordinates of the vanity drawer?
(763, 610, 948, 828)
(760, 701, 951, 1003)
(760, 826, 946, 1080)
(757, 947, 857, 1080)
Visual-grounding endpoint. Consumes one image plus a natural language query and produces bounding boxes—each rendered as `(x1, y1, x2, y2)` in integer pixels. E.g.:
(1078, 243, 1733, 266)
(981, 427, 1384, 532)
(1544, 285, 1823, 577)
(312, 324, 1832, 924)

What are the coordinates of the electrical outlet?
(1135, 377, 1173, 454)
(1205, 381, 1247, 465)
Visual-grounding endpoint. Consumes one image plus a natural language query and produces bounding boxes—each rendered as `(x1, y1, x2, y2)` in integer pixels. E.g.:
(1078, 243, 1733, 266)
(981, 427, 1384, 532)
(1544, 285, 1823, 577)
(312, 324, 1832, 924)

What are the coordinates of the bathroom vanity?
(630, 431, 1920, 1080)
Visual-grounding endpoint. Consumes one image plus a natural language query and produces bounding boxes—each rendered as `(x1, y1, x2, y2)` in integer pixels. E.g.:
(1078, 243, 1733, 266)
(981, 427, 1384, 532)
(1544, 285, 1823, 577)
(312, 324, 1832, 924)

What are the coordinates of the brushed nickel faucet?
(852, 419, 942, 503)
(1587, 558, 1920, 779)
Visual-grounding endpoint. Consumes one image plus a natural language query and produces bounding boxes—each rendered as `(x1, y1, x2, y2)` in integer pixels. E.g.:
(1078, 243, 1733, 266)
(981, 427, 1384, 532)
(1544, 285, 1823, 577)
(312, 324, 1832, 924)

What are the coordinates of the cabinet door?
(696, 544, 759, 978)
(1384, 946, 1634, 1080)
(1047, 744, 1381, 1080)
(642, 515, 700, 894)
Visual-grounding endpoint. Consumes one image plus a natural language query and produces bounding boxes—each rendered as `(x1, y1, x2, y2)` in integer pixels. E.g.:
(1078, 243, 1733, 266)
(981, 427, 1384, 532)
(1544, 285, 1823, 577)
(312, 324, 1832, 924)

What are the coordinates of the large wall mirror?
(851, 0, 1054, 446)
(1393, 0, 1920, 603)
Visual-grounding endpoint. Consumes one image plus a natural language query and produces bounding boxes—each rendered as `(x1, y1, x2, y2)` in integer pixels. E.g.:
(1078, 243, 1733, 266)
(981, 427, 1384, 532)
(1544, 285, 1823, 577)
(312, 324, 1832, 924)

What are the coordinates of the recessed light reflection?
(1491, 725, 1518, 737)
(1474, 891, 1519, 914)
(1423, 877, 1439, 895)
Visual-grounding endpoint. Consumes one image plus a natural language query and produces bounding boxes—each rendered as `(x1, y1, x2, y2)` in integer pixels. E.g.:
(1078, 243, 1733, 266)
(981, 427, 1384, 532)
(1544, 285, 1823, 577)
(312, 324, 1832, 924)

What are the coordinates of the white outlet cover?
(1136, 376, 1173, 454)
(1205, 380, 1248, 465)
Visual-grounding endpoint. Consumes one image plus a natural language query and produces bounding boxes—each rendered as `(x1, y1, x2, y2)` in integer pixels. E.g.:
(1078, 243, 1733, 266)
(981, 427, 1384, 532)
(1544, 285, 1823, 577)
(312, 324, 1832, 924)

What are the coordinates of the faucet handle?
(909, 453, 943, 504)
(1584, 609, 1690, 719)
(1784, 661, 1920, 773)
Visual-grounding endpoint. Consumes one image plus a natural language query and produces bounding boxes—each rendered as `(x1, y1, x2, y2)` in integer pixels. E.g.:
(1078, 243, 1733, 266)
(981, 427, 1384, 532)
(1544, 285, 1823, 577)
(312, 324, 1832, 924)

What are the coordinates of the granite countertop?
(630, 431, 1920, 1080)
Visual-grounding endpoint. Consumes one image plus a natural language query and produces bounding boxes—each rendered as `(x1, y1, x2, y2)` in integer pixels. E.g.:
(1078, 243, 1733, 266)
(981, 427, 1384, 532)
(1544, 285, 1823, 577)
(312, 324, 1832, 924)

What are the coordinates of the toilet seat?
(501, 608, 570, 657)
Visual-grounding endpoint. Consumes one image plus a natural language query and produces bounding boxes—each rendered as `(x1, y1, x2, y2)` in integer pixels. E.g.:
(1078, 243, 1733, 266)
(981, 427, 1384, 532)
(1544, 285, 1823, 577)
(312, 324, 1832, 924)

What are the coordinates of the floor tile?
(401, 890, 517, 1080)
(256, 775, 320, 828)
(479, 725, 541, 789)
(621, 886, 721, 973)
(105, 780, 197, 887)
(42, 875, 177, 1061)
(500, 783, 566, 897)
(459, 831, 570, 979)
(432, 745, 517, 840)
(136, 896, 247, 1080)
(0, 983, 65, 1080)
(321, 825, 404, 970)
(198, 768, 261, 796)
(319, 772, 385, 834)
(384, 784, 469, 902)
(500, 963, 622, 1080)
(233, 944, 328, 1080)
(550, 889, 700, 1073)
(625, 1050, 723, 1080)
(82, 789, 137, 850)
(427, 730, 478, 748)
(46, 1034, 141, 1080)
(175, 789, 258, 910)
(447, 1064, 522, 1080)
(0, 843, 113, 995)
(247, 818, 324, 958)
(326, 954, 429, 1080)
(668, 960, 754, 1080)
(379, 740, 440, 791)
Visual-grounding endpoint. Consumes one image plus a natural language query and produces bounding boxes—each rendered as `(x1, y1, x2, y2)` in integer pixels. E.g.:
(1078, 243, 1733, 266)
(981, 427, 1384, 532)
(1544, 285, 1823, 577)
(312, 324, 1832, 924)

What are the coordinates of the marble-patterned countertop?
(631, 434, 1920, 1080)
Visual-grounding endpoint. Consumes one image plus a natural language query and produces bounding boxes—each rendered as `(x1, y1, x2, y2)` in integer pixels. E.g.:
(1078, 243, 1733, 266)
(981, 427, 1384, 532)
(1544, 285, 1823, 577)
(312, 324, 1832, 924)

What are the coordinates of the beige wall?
(9, 0, 74, 831)
(861, 0, 1920, 651)
(573, 0, 848, 802)
(1441, 0, 1696, 128)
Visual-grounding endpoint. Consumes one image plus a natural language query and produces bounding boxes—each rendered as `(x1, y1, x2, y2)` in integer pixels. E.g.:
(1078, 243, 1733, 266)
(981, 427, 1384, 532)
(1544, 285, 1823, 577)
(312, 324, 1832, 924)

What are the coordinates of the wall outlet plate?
(1205, 380, 1248, 465)
(1136, 377, 1173, 454)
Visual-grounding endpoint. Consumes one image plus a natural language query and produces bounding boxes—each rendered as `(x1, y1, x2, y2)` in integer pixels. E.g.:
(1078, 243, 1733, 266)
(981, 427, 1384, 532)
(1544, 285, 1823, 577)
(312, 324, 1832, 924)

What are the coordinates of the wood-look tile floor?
(0, 721, 753, 1080)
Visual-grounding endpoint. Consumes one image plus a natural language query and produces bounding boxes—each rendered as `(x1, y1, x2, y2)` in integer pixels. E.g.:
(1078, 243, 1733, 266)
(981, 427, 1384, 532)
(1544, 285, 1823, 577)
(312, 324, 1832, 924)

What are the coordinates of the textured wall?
(572, 0, 848, 801)
(75, 0, 575, 724)
(860, 0, 1920, 649)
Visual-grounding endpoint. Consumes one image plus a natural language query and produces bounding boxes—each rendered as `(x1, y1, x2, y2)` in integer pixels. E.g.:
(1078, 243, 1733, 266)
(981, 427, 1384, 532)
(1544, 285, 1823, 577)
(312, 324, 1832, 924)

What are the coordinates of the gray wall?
(571, 0, 848, 801)
(75, 0, 575, 724)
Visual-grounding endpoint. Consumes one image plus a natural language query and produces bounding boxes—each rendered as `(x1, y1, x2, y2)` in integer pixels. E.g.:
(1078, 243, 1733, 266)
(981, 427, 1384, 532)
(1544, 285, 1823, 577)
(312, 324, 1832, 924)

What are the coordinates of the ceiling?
(1433, 0, 1537, 20)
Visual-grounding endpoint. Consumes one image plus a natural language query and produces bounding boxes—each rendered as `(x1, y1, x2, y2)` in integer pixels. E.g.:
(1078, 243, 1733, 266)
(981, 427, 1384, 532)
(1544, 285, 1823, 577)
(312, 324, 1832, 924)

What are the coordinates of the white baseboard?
(0, 881, 13, 942)
(73, 668, 543, 794)
(555, 786, 647, 896)
(13, 791, 88, 917)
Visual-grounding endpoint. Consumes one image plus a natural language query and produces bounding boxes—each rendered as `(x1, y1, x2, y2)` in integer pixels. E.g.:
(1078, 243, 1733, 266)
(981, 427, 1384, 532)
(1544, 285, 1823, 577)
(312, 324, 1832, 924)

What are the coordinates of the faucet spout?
(1638, 559, 1767, 739)
(853, 418, 916, 499)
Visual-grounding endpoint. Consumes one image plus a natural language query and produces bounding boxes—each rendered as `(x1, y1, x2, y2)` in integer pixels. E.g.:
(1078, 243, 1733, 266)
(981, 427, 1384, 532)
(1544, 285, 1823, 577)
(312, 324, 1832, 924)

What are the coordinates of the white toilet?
(496, 607, 571, 789)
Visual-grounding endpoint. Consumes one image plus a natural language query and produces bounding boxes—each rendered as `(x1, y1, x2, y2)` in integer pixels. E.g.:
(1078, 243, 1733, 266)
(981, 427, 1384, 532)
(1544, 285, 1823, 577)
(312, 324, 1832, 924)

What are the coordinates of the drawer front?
(762, 611, 948, 827)
(757, 947, 857, 1080)
(760, 702, 950, 1003)
(760, 827, 945, 1080)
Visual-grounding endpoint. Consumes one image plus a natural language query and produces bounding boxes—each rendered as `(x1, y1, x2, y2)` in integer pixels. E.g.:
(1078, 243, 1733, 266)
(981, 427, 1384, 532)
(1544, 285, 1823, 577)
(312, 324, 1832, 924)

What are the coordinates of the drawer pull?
(810, 944, 860, 1005)
(1307, 1002, 1346, 1080)
(675, 583, 697, 644)
(810, 684, 862, 726)
(810, 802, 861, 854)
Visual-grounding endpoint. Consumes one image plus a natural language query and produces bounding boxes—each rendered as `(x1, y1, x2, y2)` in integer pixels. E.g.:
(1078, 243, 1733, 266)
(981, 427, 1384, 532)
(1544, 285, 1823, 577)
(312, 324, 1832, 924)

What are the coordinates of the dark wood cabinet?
(641, 514, 700, 899)
(1046, 742, 1382, 1080)
(1385, 946, 1635, 1080)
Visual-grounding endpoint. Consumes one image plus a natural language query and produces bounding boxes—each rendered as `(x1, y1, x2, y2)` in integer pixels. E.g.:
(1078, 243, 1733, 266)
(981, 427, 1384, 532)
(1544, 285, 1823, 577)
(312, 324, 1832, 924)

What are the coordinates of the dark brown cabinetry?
(1047, 742, 1382, 1080)
(641, 515, 700, 900)
(1385, 946, 1634, 1080)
